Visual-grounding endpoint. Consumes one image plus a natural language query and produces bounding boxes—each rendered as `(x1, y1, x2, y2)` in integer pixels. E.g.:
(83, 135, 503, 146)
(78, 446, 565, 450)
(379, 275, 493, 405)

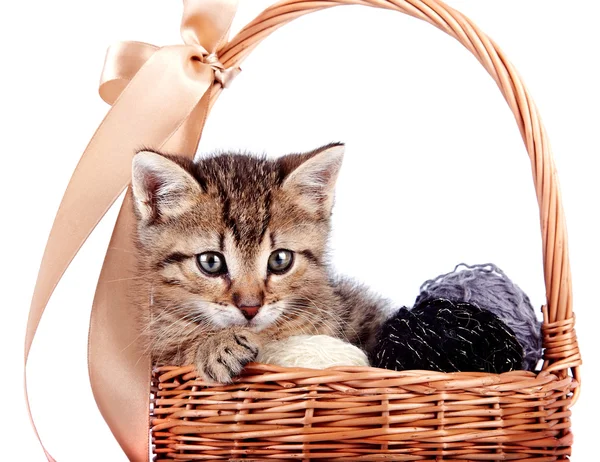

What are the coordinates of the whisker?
(104, 275, 147, 284)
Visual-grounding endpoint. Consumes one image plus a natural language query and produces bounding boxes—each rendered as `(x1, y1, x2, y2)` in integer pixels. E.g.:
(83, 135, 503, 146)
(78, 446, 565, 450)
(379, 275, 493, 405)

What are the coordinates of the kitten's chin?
(194, 302, 247, 329)
(211, 316, 246, 329)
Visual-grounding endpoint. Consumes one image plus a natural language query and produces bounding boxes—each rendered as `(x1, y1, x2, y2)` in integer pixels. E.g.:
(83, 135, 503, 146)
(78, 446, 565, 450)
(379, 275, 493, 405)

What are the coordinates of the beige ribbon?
(25, 1, 239, 460)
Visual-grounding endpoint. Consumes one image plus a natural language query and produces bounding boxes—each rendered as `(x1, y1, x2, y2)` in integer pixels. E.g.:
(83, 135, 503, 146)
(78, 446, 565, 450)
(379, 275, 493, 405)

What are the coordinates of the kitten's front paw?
(196, 329, 261, 384)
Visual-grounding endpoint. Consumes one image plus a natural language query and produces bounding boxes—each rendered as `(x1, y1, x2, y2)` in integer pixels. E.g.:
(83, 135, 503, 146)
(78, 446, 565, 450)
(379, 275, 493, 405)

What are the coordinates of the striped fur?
(132, 144, 392, 383)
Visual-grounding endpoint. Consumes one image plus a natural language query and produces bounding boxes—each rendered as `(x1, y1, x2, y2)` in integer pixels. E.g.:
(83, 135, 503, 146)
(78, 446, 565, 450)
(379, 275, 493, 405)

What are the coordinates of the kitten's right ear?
(131, 151, 202, 223)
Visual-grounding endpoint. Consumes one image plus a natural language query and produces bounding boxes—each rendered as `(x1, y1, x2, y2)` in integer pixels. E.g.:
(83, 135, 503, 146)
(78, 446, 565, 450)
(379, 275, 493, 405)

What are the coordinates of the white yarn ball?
(257, 335, 370, 369)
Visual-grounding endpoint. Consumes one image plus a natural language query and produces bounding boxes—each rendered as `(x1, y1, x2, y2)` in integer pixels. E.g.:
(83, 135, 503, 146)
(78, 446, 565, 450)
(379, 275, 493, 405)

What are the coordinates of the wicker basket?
(149, 1, 581, 460)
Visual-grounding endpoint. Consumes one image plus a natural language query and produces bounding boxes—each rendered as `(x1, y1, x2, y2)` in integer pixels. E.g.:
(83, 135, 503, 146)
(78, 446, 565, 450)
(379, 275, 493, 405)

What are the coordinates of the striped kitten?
(131, 143, 392, 383)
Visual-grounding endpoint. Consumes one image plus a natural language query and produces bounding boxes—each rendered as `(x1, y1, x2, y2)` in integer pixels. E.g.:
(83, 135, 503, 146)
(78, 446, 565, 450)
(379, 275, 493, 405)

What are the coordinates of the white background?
(1, 0, 598, 460)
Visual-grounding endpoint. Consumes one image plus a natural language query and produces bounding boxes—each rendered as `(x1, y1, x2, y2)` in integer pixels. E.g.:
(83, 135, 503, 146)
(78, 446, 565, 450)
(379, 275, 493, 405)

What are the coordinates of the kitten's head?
(132, 143, 344, 333)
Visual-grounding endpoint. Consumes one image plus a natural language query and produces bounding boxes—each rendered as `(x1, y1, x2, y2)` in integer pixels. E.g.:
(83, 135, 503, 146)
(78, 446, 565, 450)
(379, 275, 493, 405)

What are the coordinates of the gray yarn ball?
(415, 263, 542, 371)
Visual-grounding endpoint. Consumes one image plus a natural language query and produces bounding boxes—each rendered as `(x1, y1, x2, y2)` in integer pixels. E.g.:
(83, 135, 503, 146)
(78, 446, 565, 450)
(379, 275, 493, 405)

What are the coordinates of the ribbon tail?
(23, 382, 56, 461)
(25, 45, 215, 461)
(89, 193, 153, 462)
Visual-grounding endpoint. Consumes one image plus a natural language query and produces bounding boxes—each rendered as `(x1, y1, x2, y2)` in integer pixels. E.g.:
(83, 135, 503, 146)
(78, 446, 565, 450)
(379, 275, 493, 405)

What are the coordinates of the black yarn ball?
(371, 298, 524, 374)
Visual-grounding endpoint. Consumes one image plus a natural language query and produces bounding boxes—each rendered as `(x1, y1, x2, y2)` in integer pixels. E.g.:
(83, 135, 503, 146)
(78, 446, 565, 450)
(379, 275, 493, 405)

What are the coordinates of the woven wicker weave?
(151, 1, 581, 460)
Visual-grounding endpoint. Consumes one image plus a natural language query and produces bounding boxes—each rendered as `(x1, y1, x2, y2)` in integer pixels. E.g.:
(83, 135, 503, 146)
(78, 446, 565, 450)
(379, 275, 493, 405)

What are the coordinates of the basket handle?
(213, 0, 581, 388)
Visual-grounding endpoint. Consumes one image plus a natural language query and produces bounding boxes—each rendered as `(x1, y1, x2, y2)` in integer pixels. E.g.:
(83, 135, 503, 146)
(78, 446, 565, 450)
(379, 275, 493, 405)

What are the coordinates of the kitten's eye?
(197, 252, 227, 276)
(268, 249, 294, 274)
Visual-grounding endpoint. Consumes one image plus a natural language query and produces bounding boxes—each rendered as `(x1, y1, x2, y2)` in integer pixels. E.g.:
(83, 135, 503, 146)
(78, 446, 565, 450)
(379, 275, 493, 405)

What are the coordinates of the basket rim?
(153, 363, 576, 390)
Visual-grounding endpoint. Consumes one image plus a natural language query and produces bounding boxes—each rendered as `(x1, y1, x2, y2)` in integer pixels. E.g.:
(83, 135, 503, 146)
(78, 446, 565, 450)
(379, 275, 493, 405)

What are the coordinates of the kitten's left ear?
(281, 143, 345, 215)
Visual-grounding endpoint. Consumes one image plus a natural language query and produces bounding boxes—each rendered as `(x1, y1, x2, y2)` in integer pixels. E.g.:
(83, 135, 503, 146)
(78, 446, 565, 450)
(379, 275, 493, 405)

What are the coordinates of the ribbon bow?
(25, 1, 239, 460)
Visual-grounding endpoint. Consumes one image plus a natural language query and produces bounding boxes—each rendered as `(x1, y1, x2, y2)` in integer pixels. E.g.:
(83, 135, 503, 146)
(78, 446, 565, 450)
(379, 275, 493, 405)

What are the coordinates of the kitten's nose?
(239, 305, 261, 320)
(233, 291, 264, 320)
